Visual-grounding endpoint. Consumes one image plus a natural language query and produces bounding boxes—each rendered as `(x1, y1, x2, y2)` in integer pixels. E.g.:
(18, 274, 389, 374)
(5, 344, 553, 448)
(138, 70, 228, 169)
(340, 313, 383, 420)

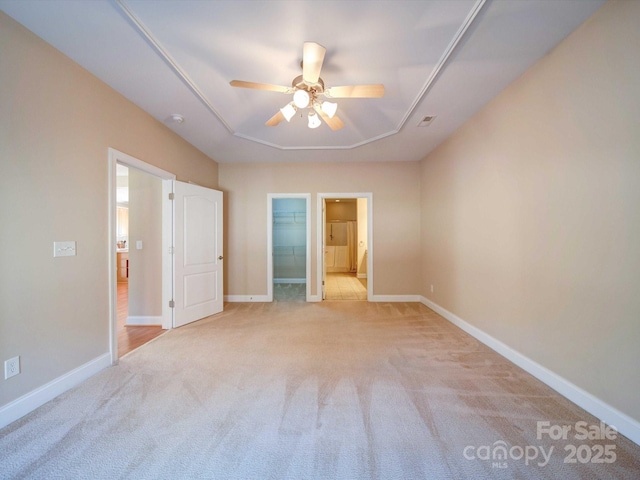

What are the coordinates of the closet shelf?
(273, 211, 306, 224)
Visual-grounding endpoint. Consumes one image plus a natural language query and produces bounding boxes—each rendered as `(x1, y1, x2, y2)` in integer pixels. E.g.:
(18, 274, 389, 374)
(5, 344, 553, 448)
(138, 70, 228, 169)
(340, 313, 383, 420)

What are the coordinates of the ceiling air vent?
(417, 115, 436, 127)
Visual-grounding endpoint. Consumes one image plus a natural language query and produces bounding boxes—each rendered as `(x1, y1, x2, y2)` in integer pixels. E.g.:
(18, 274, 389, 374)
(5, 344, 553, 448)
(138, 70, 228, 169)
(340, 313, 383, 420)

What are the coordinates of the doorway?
(115, 164, 164, 357)
(109, 150, 225, 362)
(267, 194, 311, 302)
(108, 149, 175, 364)
(318, 193, 373, 301)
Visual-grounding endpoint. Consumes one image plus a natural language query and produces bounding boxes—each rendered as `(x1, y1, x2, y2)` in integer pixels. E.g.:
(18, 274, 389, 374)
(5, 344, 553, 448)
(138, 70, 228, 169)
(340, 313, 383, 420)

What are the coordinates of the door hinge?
(168, 246, 175, 254)
(169, 300, 175, 308)
(168, 193, 175, 200)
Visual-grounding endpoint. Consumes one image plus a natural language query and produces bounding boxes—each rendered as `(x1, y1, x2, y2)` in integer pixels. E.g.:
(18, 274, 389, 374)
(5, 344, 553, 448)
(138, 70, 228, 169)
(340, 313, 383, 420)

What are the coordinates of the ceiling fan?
(229, 42, 384, 131)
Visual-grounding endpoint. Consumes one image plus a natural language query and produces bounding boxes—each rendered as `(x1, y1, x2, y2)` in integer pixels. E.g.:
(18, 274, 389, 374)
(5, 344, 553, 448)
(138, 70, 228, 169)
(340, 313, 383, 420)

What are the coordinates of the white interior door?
(174, 181, 223, 328)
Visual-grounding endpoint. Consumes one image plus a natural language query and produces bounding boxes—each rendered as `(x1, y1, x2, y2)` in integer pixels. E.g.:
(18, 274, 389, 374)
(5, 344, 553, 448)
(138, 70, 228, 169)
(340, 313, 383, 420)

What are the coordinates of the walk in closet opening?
(267, 194, 311, 302)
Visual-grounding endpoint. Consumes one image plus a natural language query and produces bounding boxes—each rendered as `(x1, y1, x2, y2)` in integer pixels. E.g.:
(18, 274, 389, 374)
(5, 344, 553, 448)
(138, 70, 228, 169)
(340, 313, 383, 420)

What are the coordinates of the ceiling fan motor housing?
(292, 75, 325, 96)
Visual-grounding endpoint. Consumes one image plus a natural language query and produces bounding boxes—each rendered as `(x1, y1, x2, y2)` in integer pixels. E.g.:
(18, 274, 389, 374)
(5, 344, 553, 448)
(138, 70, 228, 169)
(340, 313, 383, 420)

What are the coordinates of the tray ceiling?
(0, 0, 605, 163)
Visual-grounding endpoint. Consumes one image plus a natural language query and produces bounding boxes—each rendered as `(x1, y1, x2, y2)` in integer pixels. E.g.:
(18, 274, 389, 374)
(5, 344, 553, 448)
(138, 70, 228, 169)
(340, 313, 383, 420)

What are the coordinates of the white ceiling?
(1, 0, 605, 164)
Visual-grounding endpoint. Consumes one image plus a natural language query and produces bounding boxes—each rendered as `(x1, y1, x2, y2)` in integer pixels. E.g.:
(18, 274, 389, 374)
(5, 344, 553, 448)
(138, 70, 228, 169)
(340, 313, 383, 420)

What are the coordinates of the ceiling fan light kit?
(280, 103, 297, 122)
(321, 101, 337, 119)
(308, 111, 321, 129)
(230, 42, 384, 131)
(293, 89, 310, 109)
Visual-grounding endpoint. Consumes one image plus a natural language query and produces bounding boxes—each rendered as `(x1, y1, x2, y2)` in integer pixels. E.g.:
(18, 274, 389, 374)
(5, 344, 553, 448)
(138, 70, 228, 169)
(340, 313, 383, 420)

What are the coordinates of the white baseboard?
(0, 353, 111, 430)
(126, 315, 162, 326)
(273, 278, 306, 284)
(225, 295, 270, 302)
(357, 273, 368, 279)
(226, 294, 322, 303)
(371, 294, 421, 302)
(419, 296, 640, 447)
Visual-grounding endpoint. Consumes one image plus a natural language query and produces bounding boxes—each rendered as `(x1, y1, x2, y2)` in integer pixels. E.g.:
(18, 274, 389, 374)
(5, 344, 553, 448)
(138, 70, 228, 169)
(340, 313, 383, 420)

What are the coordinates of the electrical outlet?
(430, 284, 434, 293)
(5, 356, 20, 379)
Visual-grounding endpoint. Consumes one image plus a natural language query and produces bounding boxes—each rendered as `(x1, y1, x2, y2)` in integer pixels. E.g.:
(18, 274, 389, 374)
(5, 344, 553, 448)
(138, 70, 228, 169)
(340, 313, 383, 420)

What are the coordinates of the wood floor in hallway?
(117, 282, 165, 358)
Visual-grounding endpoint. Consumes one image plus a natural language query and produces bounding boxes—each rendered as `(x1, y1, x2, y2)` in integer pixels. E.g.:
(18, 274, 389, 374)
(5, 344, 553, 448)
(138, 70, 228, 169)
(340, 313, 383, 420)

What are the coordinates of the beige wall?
(420, 0, 640, 422)
(219, 161, 421, 297)
(0, 12, 217, 407)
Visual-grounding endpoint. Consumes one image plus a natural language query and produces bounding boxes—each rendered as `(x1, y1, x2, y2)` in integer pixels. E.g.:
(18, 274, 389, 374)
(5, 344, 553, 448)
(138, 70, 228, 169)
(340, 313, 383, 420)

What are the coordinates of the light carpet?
(1, 302, 639, 479)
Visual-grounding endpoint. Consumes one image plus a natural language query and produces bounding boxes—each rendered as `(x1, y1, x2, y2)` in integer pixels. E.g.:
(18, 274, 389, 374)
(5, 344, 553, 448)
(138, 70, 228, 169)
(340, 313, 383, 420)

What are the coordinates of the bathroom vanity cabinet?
(117, 251, 129, 283)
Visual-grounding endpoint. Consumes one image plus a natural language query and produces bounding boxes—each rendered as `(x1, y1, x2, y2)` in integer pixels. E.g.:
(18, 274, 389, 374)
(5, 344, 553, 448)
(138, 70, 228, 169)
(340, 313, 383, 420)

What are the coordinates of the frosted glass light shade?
(280, 103, 297, 122)
(308, 111, 321, 129)
(293, 89, 310, 108)
(321, 101, 337, 118)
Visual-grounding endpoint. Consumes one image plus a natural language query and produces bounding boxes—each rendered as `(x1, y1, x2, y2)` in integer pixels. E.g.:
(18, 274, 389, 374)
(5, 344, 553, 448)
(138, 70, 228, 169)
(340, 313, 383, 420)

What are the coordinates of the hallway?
(117, 283, 165, 357)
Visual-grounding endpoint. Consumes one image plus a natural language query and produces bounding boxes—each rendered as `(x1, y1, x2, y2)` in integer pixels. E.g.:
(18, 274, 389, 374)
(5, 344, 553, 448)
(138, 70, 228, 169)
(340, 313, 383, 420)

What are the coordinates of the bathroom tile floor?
(325, 272, 367, 301)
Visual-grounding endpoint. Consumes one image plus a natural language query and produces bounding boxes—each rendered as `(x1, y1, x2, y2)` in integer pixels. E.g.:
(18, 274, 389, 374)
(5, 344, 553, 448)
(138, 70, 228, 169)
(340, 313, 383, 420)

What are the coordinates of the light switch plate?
(136, 240, 143, 250)
(54, 241, 77, 257)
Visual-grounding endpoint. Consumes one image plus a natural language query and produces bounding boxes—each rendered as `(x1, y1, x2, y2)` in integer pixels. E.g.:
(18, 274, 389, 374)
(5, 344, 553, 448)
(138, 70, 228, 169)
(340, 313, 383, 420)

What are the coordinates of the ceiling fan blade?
(323, 113, 344, 131)
(302, 42, 326, 84)
(314, 104, 344, 131)
(230, 80, 291, 93)
(265, 110, 285, 127)
(325, 84, 385, 98)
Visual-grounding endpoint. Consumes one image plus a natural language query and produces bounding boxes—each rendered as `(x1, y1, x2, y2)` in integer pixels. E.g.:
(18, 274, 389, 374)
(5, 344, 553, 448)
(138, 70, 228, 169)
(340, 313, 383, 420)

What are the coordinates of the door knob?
(218, 255, 224, 260)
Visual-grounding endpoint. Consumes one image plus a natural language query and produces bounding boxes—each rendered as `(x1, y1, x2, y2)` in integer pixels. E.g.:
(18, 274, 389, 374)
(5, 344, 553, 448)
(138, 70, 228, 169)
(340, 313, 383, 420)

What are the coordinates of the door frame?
(108, 148, 175, 364)
(317, 193, 373, 301)
(266, 193, 312, 302)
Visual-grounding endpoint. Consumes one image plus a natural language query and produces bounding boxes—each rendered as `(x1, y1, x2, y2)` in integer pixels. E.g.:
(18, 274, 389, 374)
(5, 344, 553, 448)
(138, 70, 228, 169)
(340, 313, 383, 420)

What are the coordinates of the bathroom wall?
(326, 201, 356, 222)
(325, 200, 361, 273)
(357, 198, 368, 277)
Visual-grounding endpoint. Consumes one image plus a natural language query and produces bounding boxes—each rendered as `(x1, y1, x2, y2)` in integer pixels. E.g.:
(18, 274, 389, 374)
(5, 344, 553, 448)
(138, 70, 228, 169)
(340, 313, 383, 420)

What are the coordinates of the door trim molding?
(108, 148, 175, 365)
(317, 193, 373, 301)
(267, 193, 312, 302)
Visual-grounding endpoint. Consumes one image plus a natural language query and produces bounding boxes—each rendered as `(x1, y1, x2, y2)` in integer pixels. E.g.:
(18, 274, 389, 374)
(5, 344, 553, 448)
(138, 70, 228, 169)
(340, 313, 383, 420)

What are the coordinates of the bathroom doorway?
(267, 194, 311, 302)
(318, 193, 373, 301)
